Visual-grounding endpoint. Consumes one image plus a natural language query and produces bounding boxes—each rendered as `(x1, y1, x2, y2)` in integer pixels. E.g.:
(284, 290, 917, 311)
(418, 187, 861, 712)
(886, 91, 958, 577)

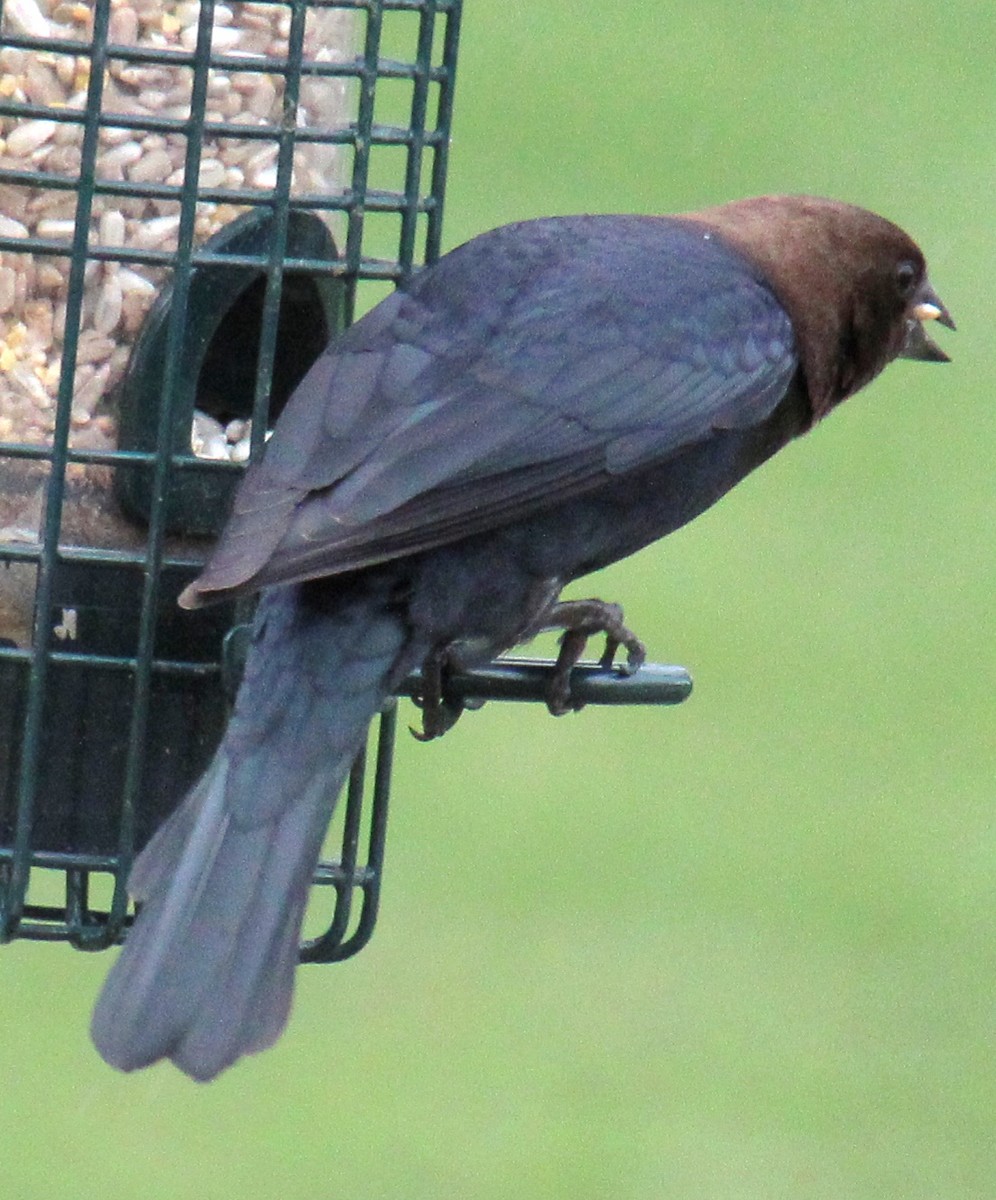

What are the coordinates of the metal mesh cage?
(0, 0, 690, 963)
(0, 0, 465, 954)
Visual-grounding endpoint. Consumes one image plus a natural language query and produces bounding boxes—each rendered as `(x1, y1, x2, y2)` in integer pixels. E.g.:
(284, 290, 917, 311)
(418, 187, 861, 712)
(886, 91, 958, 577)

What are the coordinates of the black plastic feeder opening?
(114, 208, 344, 539)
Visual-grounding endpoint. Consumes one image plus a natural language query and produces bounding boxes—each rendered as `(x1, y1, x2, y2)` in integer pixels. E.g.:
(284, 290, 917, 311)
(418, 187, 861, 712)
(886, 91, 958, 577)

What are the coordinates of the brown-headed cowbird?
(91, 195, 952, 1079)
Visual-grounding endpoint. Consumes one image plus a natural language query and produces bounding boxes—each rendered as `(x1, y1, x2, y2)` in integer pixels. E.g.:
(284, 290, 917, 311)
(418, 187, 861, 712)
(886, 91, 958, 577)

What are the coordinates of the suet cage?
(0, 0, 690, 964)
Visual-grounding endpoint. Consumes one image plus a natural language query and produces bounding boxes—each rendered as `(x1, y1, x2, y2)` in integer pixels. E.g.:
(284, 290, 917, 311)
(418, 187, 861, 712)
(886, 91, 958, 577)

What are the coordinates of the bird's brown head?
(679, 195, 953, 421)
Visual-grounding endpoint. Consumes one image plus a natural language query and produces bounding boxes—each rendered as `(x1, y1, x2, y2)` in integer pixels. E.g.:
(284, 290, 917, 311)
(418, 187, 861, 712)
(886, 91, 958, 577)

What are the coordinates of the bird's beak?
(900, 279, 955, 362)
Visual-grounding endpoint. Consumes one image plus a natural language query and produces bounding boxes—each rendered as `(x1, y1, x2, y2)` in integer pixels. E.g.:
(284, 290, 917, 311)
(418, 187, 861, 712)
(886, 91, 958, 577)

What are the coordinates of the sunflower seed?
(6, 119, 58, 157)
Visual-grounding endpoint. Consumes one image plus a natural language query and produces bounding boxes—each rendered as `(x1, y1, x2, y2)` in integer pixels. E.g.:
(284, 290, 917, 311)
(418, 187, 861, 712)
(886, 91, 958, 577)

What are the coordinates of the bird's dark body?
(90, 197, 950, 1079)
(196, 217, 801, 597)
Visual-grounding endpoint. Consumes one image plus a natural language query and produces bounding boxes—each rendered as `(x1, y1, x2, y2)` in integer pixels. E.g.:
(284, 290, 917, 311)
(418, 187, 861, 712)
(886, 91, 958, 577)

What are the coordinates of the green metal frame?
(0, 0, 690, 964)
(0, 0, 466, 954)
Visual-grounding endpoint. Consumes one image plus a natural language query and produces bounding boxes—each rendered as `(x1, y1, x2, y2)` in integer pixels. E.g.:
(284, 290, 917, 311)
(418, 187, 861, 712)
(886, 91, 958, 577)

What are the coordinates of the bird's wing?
(188, 216, 798, 601)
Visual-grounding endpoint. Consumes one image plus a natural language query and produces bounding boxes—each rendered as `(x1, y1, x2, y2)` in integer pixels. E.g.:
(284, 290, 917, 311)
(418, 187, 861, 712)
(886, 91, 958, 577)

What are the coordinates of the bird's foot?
(542, 599, 646, 716)
(410, 645, 474, 741)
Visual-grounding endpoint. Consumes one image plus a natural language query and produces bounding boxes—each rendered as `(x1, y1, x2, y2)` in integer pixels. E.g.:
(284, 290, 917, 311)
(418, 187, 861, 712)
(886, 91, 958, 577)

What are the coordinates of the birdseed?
(0, 0, 354, 459)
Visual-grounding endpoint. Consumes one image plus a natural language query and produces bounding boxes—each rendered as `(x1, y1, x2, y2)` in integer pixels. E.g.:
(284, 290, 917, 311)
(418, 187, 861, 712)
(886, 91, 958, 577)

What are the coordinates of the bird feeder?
(0, 0, 690, 963)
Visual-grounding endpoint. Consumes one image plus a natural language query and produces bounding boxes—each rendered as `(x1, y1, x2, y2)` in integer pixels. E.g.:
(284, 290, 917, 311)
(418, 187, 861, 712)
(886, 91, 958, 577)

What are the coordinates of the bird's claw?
(409, 699, 465, 741)
(543, 598, 646, 717)
(597, 630, 646, 675)
(410, 645, 478, 741)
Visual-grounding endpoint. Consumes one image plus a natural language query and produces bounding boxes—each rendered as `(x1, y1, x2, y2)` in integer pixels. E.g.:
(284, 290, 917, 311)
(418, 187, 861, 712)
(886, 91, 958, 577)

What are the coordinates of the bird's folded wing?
(188, 217, 798, 601)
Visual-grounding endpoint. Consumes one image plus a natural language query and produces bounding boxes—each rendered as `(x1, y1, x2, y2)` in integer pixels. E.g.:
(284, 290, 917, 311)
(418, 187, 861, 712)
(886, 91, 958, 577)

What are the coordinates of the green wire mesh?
(0, 0, 466, 954)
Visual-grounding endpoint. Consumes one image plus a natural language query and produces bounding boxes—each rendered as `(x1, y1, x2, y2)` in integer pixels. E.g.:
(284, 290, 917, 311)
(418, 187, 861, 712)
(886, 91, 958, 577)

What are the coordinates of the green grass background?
(2, 2, 994, 1196)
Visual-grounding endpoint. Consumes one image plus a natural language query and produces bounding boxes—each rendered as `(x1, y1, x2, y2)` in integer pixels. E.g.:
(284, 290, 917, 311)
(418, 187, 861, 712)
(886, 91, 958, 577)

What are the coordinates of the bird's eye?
(895, 260, 919, 298)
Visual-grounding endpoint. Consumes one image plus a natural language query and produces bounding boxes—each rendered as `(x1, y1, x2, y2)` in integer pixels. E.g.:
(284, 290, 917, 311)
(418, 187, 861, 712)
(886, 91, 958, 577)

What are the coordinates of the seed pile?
(0, 0, 353, 456)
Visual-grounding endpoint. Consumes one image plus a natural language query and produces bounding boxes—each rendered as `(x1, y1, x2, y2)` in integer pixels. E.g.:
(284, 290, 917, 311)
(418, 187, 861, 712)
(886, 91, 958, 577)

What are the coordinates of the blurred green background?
(2, 2, 994, 1197)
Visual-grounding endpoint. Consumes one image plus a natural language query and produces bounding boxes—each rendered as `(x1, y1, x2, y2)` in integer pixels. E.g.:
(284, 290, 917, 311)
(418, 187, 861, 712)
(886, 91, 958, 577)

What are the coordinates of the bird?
(91, 194, 953, 1080)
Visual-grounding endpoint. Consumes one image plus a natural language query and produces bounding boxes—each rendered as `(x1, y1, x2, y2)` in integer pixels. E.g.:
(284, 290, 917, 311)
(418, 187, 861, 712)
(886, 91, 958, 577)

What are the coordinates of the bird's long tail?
(91, 573, 414, 1080)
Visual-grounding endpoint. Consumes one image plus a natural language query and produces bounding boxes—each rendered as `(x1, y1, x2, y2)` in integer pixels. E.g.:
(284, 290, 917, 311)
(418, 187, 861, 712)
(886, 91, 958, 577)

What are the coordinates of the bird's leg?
(410, 644, 469, 742)
(541, 598, 647, 717)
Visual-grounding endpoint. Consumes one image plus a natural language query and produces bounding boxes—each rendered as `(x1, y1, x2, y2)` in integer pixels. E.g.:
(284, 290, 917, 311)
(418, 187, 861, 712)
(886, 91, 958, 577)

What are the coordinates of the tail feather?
(167, 772, 332, 1079)
(91, 576, 413, 1079)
